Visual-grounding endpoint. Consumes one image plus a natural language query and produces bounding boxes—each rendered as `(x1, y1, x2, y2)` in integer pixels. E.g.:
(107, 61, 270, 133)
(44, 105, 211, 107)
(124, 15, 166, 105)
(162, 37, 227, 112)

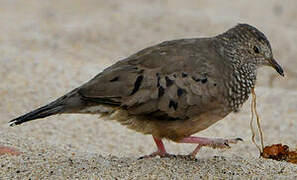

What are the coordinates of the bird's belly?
(88, 107, 230, 142)
(157, 111, 228, 141)
(114, 109, 231, 142)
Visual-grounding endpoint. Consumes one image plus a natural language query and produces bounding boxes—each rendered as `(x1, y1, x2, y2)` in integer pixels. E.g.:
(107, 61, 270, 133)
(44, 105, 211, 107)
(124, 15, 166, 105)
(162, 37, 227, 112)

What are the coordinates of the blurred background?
(1, 0, 296, 91)
(0, 0, 296, 156)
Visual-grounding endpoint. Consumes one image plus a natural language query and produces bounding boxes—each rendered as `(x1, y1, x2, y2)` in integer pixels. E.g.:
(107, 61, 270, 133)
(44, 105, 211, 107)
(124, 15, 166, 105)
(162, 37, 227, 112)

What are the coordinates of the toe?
(162, 153, 174, 158)
(228, 138, 244, 144)
(174, 154, 196, 160)
(236, 137, 244, 141)
(187, 154, 197, 160)
(224, 142, 230, 147)
(207, 139, 232, 149)
(138, 151, 172, 159)
(138, 152, 158, 159)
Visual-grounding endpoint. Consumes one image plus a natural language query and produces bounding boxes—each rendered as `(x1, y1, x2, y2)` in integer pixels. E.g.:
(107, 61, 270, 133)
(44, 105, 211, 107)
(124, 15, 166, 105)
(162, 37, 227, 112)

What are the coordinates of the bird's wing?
(78, 38, 229, 120)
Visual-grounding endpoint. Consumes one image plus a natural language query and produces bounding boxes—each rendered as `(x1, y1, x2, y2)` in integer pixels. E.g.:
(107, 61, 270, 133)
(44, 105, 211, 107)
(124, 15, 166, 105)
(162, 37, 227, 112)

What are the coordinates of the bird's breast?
(226, 67, 257, 112)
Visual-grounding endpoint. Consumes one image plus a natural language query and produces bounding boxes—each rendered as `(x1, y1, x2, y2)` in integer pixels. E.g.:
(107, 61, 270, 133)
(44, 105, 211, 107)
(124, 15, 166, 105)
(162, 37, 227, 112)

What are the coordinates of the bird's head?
(219, 23, 284, 77)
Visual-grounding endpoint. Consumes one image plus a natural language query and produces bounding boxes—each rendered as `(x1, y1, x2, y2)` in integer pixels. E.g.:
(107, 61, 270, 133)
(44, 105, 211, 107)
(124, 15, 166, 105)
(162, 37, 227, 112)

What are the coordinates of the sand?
(0, 0, 297, 179)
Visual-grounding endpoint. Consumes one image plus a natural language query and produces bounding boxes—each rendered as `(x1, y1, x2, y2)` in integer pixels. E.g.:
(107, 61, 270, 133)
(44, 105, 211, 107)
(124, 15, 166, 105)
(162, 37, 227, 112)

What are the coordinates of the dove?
(10, 24, 284, 158)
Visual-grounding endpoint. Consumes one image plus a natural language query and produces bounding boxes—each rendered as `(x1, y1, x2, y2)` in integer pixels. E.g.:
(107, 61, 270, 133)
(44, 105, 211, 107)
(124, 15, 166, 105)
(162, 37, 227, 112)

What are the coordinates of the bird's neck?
(226, 63, 257, 112)
(213, 37, 258, 111)
(215, 36, 248, 67)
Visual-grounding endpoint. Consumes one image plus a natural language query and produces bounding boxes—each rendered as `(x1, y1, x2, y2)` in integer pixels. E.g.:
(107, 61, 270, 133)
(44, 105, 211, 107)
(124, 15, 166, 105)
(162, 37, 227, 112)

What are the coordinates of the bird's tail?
(9, 89, 82, 126)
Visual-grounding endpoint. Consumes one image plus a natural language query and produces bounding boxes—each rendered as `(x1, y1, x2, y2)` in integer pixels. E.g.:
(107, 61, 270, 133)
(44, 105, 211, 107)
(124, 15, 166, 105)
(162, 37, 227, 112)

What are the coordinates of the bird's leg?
(139, 136, 170, 159)
(178, 136, 243, 158)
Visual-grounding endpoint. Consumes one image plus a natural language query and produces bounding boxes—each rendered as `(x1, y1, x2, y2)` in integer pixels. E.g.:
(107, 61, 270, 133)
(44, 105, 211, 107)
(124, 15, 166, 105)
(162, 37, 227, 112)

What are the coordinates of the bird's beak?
(268, 58, 284, 76)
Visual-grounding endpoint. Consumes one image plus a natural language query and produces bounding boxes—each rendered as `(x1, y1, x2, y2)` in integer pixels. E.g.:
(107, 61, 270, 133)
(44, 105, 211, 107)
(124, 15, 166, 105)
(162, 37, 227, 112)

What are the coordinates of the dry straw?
(250, 88, 264, 153)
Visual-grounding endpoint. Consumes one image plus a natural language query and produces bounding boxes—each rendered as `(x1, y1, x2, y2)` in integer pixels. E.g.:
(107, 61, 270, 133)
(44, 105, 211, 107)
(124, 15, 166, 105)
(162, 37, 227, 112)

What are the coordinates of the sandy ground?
(0, 0, 297, 179)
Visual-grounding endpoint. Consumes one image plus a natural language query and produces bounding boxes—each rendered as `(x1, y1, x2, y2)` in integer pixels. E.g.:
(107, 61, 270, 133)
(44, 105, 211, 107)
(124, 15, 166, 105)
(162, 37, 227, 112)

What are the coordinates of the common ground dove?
(10, 24, 284, 158)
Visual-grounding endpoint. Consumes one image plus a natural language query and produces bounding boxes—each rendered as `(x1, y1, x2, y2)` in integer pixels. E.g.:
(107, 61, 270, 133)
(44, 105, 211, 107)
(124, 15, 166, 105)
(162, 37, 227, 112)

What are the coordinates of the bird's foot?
(173, 154, 197, 160)
(138, 151, 172, 159)
(139, 136, 173, 159)
(178, 136, 243, 157)
(201, 137, 243, 149)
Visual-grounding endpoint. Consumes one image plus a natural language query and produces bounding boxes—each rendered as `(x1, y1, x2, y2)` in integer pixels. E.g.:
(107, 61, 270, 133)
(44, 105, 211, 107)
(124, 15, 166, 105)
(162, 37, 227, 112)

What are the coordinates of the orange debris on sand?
(261, 144, 297, 164)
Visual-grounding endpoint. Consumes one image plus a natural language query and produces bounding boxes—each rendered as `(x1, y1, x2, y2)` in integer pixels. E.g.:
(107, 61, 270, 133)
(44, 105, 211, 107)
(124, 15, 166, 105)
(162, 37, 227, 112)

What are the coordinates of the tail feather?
(9, 88, 122, 126)
(9, 103, 64, 126)
(9, 89, 83, 126)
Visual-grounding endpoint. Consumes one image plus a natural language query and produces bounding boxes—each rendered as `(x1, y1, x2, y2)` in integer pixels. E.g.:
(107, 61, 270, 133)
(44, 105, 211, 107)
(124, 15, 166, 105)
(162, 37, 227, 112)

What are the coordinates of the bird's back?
(78, 38, 233, 121)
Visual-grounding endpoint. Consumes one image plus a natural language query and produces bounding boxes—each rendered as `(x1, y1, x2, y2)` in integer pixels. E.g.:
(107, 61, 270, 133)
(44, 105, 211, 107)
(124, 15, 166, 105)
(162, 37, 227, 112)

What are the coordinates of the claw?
(175, 154, 196, 160)
(235, 137, 244, 141)
(224, 142, 230, 147)
(138, 152, 173, 159)
(228, 138, 243, 144)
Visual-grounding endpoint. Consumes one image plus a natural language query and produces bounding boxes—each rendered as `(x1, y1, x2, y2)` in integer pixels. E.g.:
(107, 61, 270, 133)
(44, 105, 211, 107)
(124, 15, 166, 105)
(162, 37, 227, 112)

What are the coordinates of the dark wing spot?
(110, 76, 119, 82)
(156, 73, 160, 87)
(130, 75, 143, 95)
(201, 77, 208, 84)
(169, 100, 178, 110)
(158, 86, 165, 98)
(192, 76, 200, 82)
(182, 72, 188, 77)
(213, 83, 217, 86)
(192, 75, 208, 84)
(177, 88, 186, 97)
(165, 76, 174, 87)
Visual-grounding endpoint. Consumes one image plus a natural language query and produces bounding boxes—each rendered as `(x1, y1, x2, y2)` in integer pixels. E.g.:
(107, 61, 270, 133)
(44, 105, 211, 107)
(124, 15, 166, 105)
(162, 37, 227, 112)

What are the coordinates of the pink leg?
(178, 136, 242, 158)
(139, 136, 170, 159)
(153, 136, 167, 156)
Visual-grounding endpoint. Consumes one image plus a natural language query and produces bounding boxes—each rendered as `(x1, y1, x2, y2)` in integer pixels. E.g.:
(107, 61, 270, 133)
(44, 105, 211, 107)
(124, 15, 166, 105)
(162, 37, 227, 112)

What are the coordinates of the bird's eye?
(253, 46, 260, 54)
